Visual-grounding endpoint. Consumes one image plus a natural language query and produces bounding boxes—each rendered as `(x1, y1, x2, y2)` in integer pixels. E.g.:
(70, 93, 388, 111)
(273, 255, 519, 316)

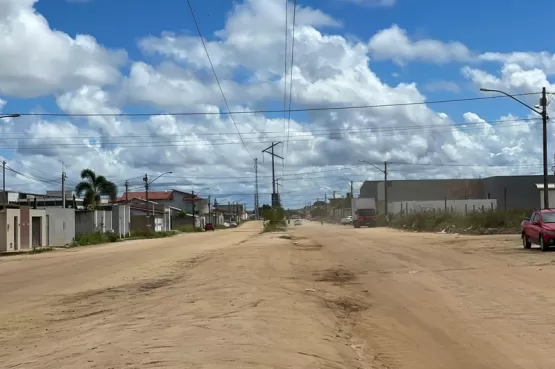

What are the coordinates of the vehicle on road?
(294, 219, 302, 226)
(230, 222, 238, 228)
(352, 198, 377, 228)
(204, 223, 215, 231)
(340, 216, 352, 225)
(521, 209, 555, 252)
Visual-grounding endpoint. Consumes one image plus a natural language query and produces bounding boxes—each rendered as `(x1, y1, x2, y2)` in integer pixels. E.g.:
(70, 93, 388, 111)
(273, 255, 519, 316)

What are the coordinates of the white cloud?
(0, 0, 126, 97)
(0, 0, 551, 208)
(368, 24, 473, 65)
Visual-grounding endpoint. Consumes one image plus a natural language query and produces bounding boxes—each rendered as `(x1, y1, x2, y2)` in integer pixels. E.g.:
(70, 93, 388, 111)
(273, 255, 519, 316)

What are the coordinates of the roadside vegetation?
(387, 210, 530, 234)
(72, 229, 178, 247)
(262, 207, 286, 233)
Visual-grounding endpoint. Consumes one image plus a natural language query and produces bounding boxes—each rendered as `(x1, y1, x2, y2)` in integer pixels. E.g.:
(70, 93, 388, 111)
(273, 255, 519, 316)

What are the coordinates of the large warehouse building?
(359, 175, 550, 213)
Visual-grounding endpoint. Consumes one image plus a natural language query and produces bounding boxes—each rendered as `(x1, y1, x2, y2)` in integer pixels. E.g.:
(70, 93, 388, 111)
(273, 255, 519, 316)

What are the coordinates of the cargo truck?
(351, 198, 377, 228)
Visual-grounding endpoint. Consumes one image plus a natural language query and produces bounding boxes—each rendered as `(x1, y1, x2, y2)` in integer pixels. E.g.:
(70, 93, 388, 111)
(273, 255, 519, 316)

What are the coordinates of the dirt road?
(2, 221, 555, 368)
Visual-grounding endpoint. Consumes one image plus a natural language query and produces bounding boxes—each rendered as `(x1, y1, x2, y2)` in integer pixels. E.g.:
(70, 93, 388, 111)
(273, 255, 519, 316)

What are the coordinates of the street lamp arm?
(479, 88, 543, 115)
(148, 171, 173, 185)
(359, 160, 384, 174)
(0, 114, 20, 119)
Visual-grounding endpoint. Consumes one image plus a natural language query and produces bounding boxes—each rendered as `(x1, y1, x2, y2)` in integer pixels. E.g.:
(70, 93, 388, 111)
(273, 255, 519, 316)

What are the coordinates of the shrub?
(74, 232, 115, 246)
(388, 210, 530, 234)
(176, 225, 203, 233)
(130, 229, 178, 238)
(263, 222, 286, 233)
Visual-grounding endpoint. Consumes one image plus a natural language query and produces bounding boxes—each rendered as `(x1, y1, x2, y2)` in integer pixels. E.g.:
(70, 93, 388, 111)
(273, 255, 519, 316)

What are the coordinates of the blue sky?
(1, 0, 553, 208)
(30, 0, 550, 122)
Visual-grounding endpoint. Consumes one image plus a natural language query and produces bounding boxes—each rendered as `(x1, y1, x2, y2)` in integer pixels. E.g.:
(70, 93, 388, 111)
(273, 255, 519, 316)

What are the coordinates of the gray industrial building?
(360, 175, 549, 213)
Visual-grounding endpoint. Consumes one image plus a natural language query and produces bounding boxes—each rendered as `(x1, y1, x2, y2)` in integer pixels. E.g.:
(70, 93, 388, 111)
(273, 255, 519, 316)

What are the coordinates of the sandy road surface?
(290, 222, 555, 369)
(2, 221, 555, 368)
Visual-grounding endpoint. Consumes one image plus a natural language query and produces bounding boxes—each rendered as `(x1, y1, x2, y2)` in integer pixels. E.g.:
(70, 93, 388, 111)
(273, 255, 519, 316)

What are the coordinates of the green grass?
(72, 229, 178, 247)
(388, 210, 530, 234)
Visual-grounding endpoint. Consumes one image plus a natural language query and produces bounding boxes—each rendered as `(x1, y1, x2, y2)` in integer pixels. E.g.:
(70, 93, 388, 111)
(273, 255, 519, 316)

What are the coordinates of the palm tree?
(75, 169, 118, 210)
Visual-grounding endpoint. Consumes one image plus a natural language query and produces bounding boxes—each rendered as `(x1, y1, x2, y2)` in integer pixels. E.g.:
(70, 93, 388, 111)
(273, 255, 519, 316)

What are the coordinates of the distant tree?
(258, 204, 271, 215)
(75, 169, 118, 210)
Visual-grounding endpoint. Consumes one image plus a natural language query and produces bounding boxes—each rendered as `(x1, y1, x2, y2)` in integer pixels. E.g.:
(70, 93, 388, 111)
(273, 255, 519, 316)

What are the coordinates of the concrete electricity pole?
(254, 158, 259, 219)
(262, 142, 284, 207)
(481, 87, 549, 209)
(124, 180, 129, 203)
(143, 174, 149, 216)
(61, 171, 67, 208)
(2, 161, 5, 209)
(359, 160, 388, 216)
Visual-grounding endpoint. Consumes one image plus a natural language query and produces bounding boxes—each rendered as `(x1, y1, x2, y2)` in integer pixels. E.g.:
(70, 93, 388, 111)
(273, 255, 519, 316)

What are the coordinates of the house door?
(13, 216, 18, 251)
(31, 216, 42, 247)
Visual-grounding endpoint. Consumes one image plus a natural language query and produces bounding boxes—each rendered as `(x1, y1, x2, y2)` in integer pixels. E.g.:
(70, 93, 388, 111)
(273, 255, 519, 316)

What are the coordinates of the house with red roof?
(115, 189, 209, 215)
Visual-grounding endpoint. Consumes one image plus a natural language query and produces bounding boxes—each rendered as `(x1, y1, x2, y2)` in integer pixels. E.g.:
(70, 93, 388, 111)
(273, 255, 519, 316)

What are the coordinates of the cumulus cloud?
(0, 0, 551, 207)
(0, 0, 126, 97)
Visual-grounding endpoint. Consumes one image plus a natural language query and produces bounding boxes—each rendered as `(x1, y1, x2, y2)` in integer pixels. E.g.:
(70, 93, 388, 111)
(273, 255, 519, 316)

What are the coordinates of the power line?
(4, 92, 540, 118)
(0, 117, 539, 140)
(185, 0, 253, 160)
(3, 119, 540, 150)
(284, 0, 297, 177)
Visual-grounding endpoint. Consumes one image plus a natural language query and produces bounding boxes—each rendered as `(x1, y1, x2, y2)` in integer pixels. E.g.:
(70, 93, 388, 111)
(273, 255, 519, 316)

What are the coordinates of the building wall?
(29, 209, 47, 249)
(0, 209, 19, 252)
(481, 175, 547, 210)
(112, 204, 130, 237)
(45, 208, 75, 246)
(389, 199, 497, 215)
(75, 210, 113, 236)
(156, 195, 209, 215)
(361, 176, 550, 212)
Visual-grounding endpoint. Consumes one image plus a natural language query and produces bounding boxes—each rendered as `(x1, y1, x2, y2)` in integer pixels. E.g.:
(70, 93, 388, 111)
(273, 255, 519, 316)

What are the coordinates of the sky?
(1, 0, 555, 209)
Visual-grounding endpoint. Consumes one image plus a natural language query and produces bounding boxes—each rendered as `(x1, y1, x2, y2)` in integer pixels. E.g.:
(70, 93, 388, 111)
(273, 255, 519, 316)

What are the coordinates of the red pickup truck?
(521, 209, 555, 252)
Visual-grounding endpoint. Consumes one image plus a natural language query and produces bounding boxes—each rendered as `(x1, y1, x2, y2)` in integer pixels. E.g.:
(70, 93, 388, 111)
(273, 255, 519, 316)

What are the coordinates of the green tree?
(75, 169, 118, 210)
(262, 206, 285, 225)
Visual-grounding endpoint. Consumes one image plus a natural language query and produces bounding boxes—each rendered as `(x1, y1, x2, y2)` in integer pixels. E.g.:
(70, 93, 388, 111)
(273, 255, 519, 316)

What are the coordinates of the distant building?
(359, 175, 552, 212)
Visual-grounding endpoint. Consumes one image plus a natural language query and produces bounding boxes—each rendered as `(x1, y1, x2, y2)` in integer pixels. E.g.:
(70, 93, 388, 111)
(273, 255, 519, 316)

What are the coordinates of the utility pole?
(359, 160, 388, 216)
(541, 87, 549, 209)
(2, 161, 5, 209)
(191, 191, 196, 228)
(384, 161, 388, 217)
(208, 195, 211, 223)
(254, 158, 259, 220)
(125, 180, 129, 203)
(480, 87, 549, 209)
(350, 181, 354, 198)
(143, 173, 149, 216)
(324, 193, 328, 218)
(61, 171, 67, 208)
(262, 142, 284, 207)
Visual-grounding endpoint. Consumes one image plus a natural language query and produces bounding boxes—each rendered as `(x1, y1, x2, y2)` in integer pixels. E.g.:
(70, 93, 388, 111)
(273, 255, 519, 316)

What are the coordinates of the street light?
(359, 160, 389, 216)
(0, 114, 20, 119)
(480, 87, 549, 209)
(142, 171, 173, 216)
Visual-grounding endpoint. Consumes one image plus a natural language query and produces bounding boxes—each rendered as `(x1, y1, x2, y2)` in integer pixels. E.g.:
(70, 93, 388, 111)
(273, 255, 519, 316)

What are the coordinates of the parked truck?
(351, 198, 377, 228)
